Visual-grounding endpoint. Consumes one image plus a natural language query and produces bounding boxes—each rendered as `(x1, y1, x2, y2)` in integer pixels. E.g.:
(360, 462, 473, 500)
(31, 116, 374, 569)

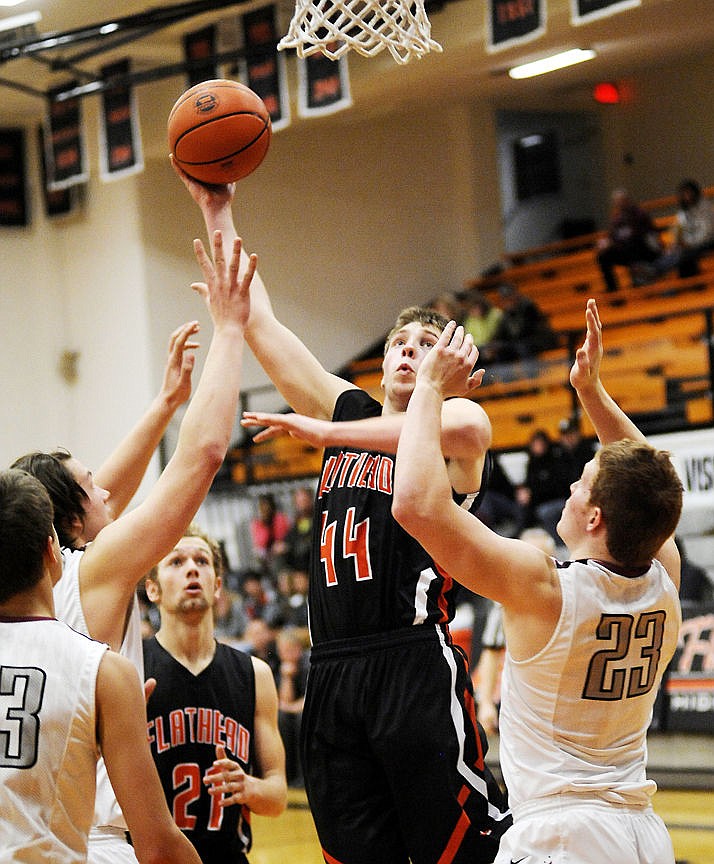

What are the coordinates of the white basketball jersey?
(499, 557, 681, 811)
(57, 548, 144, 832)
(0, 617, 106, 863)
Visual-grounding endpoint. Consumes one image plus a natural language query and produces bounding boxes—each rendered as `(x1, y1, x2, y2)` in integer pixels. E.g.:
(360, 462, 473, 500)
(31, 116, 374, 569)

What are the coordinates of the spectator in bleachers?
(675, 535, 714, 604)
(476, 452, 522, 537)
(596, 188, 662, 292)
(515, 429, 572, 543)
(250, 493, 291, 578)
(283, 485, 315, 575)
(462, 291, 503, 351)
(480, 284, 558, 363)
(557, 417, 597, 484)
(235, 567, 279, 623)
(645, 179, 714, 280)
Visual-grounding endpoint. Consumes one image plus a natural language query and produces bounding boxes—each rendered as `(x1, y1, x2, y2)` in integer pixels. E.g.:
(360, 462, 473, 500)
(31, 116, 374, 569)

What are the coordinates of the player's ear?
(144, 576, 161, 604)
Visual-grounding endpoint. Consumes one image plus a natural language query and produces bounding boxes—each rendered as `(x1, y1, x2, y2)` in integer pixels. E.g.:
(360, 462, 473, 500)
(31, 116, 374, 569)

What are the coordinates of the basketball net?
(278, 0, 443, 65)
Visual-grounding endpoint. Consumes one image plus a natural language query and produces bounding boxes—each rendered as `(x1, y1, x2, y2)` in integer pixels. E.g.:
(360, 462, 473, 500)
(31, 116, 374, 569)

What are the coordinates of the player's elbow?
(392, 487, 431, 539)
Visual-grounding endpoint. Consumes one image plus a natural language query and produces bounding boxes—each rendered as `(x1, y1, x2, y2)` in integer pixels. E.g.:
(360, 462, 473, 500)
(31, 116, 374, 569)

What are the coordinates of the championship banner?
(44, 82, 89, 191)
(240, 5, 290, 132)
(487, 0, 545, 53)
(665, 602, 714, 733)
(0, 128, 28, 227)
(184, 25, 219, 87)
(99, 59, 144, 182)
(571, 0, 641, 25)
(297, 50, 351, 118)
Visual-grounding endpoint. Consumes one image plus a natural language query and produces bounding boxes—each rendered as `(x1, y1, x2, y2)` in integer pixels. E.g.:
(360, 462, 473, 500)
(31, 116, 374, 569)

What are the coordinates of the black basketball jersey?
(143, 638, 256, 864)
(308, 388, 488, 646)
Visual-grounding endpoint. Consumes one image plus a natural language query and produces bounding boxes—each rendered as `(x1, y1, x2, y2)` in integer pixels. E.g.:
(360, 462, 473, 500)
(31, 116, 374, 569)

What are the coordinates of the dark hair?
(10, 449, 86, 548)
(589, 440, 683, 567)
(0, 469, 55, 602)
(383, 306, 449, 355)
(677, 178, 701, 201)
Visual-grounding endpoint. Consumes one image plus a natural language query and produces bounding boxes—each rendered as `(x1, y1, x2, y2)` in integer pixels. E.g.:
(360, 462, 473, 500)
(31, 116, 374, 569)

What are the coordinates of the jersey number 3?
(0, 666, 46, 768)
(582, 611, 666, 701)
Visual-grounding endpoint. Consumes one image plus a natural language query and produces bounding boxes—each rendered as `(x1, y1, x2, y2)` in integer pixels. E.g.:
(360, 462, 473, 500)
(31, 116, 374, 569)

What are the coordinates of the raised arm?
(571, 299, 680, 580)
(203, 657, 287, 818)
(79, 233, 253, 650)
(94, 320, 199, 518)
(97, 651, 203, 864)
(173, 160, 352, 420)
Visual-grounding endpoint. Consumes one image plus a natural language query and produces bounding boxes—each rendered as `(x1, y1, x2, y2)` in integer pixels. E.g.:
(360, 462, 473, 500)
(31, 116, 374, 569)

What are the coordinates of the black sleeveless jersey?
(143, 638, 255, 864)
(308, 388, 489, 646)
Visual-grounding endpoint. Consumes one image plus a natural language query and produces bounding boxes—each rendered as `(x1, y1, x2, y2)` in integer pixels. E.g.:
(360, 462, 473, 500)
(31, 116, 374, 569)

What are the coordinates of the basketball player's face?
(66, 457, 112, 543)
(382, 322, 441, 406)
(153, 537, 220, 615)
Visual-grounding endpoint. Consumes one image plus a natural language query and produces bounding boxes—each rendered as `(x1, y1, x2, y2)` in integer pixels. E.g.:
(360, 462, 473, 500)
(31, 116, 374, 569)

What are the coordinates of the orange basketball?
(168, 79, 272, 184)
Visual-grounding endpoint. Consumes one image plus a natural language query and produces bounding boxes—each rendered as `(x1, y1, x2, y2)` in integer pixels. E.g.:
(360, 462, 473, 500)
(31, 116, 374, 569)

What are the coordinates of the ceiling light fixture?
(0, 9, 40, 32)
(508, 48, 596, 80)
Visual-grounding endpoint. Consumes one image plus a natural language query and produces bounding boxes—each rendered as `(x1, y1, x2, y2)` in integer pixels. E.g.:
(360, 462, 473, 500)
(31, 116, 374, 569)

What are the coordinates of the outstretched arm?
(97, 652, 202, 864)
(95, 321, 199, 518)
(242, 394, 491, 495)
(79, 233, 254, 651)
(203, 658, 287, 817)
(571, 299, 680, 580)
(173, 160, 352, 420)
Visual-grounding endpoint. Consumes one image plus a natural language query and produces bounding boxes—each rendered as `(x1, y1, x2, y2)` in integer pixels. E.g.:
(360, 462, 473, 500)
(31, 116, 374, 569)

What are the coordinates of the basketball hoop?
(278, 0, 443, 65)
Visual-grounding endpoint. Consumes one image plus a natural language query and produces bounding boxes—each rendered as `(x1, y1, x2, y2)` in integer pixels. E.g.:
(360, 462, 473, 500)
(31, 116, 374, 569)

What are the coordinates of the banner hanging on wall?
(241, 4, 290, 132)
(571, 0, 641, 25)
(44, 82, 89, 191)
(297, 50, 351, 117)
(99, 59, 144, 182)
(487, 0, 545, 53)
(184, 25, 220, 87)
(0, 128, 28, 227)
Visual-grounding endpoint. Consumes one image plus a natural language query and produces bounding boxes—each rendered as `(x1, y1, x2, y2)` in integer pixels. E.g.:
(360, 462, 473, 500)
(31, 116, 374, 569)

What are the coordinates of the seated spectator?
(242, 616, 281, 679)
(236, 567, 279, 623)
(646, 179, 714, 280)
(557, 416, 597, 484)
(596, 188, 662, 292)
(481, 284, 558, 363)
(250, 493, 291, 578)
(275, 627, 310, 788)
(462, 291, 503, 350)
(515, 429, 572, 543)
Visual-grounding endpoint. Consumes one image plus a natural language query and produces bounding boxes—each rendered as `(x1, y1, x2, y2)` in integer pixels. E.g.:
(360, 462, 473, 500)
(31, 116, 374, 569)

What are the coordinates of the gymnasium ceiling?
(1, 0, 714, 123)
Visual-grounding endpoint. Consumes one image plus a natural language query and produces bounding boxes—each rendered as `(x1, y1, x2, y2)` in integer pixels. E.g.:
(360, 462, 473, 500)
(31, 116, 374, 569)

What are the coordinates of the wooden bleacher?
(229, 188, 714, 482)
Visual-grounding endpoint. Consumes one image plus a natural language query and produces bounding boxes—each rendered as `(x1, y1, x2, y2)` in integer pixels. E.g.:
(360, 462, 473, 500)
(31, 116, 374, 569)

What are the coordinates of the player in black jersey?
(176, 165, 511, 864)
(143, 525, 287, 864)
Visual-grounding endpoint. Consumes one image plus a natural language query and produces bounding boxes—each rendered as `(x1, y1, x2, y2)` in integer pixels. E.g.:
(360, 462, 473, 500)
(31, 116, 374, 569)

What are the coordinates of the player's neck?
(0, 578, 55, 619)
(155, 613, 216, 676)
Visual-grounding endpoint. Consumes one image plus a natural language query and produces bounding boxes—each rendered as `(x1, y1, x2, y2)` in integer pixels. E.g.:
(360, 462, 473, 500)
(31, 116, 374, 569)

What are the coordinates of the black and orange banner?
(0, 128, 28, 227)
(241, 4, 289, 131)
(99, 59, 144, 181)
(487, 0, 544, 52)
(44, 82, 88, 190)
(297, 50, 351, 118)
(184, 25, 219, 87)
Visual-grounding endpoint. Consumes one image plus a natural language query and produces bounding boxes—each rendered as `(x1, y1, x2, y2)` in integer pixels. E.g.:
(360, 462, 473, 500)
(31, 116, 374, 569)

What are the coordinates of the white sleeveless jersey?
(499, 557, 681, 811)
(57, 548, 144, 831)
(0, 617, 106, 863)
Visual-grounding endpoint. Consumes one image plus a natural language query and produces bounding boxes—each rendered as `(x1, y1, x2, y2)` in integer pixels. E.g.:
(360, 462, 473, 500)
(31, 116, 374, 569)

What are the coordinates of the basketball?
(168, 79, 272, 185)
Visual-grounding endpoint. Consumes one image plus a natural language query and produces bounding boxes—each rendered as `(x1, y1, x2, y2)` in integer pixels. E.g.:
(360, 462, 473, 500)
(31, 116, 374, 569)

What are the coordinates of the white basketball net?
(278, 0, 443, 65)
